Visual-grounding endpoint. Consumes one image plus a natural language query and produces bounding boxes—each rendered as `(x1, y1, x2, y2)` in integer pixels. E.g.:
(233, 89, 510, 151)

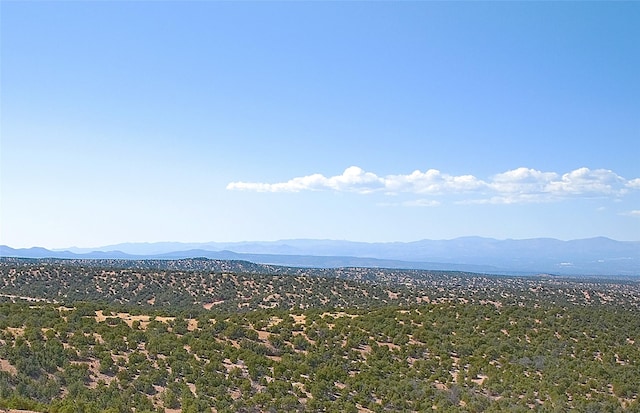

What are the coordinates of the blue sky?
(1, 1, 639, 248)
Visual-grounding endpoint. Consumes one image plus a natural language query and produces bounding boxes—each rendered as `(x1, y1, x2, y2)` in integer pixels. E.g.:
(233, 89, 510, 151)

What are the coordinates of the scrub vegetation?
(0, 258, 639, 412)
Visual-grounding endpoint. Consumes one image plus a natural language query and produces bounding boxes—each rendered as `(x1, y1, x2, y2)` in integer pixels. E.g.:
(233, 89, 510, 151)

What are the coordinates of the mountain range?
(1, 237, 638, 276)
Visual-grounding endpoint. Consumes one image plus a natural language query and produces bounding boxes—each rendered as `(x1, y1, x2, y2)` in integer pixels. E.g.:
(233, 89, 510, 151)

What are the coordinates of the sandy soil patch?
(471, 374, 489, 385)
(203, 300, 225, 309)
(356, 403, 376, 413)
(292, 314, 306, 325)
(5, 327, 25, 337)
(376, 342, 400, 350)
(95, 311, 151, 328)
(94, 310, 108, 322)
(0, 359, 17, 375)
(321, 311, 358, 319)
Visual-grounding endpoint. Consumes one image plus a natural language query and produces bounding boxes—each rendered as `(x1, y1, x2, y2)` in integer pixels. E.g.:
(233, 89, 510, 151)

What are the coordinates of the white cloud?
(627, 178, 640, 189)
(402, 199, 441, 207)
(226, 166, 384, 194)
(377, 199, 441, 207)
(620, 210, 640, 217)
(383, 169, 486, 194)
(489, 167, 557, 194)
(544, 168, 627, 196)
(457, 193, 554, 205)
(227, 166, 640, 204)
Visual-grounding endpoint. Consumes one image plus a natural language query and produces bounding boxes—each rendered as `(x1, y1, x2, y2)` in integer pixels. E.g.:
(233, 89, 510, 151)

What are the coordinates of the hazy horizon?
(2, 2, 639, 248)
(3, 234, 639, 252)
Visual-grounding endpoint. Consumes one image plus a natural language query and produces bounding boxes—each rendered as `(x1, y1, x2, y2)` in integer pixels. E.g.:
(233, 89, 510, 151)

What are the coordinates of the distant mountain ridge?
(2, 237, 639, 276)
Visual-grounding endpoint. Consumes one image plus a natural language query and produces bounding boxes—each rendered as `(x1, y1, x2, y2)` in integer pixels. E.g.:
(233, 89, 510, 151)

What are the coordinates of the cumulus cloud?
(226, 166, 384, 194)
(544, 168, 627, 196)
(227, 166, 640, 204)
(627, 178, 640, 189)
(383, 169, 485, 194)
(489, 167, 558, 194)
